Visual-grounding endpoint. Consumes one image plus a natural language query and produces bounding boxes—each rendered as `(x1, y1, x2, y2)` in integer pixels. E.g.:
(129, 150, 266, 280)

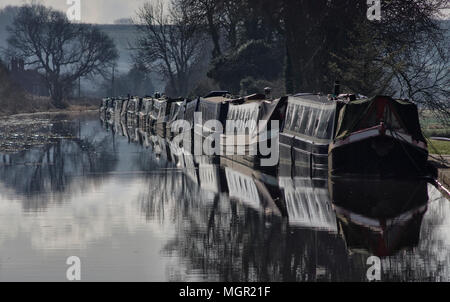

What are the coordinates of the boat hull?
(329, 132, 429, 177)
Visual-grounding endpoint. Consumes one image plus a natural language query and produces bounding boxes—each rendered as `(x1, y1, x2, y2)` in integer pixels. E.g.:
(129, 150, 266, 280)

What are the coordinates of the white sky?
(0, 0, 448, 24)
(0, 0, 152, 24)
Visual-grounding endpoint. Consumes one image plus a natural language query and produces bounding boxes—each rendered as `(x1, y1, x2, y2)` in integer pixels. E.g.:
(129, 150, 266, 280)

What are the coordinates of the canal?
(0, 112, 448, 281)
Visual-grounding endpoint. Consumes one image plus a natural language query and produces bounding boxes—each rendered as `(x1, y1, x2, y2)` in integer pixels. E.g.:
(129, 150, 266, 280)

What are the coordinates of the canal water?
(0, 112, 448, 282)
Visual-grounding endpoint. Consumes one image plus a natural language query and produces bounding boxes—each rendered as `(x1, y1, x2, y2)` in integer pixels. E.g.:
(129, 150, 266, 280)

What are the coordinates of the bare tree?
(182, 0, 223, 58)
(134, 0, 205, 96)
(6, 4, 118, 108)
(389, 34, 450, 123)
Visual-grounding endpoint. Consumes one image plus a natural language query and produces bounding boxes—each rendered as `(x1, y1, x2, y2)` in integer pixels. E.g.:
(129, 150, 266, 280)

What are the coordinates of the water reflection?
(0, 113, 448, 281)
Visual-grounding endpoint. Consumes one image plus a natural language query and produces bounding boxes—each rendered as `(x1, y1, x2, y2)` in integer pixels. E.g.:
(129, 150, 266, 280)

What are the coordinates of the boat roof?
(289, 93, 334, 105)
(203, 91, 231, 98)
(229, 93, 269, 104)
(202, 95, 233, 103)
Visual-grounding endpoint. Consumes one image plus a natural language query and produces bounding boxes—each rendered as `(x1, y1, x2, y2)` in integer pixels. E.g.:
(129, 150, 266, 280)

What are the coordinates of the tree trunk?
(206, 11, 221, 58)
(50, 82, 67, 109)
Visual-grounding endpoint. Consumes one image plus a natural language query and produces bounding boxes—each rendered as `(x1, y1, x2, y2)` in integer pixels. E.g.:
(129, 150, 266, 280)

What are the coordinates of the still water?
(0, 112, 448, 282)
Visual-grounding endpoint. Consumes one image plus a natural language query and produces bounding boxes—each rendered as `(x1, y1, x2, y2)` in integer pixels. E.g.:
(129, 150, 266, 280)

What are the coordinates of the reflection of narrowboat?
(329, 177, 429, 256)
(149, 134, 171, 161)
(280, 93, 337, 179)
(329, 177, 428, 219)
(329, 96, 429, 177)
(220, 157, 283, 216)
(335, 204, 427, 257)
(278, 175, 337, 232)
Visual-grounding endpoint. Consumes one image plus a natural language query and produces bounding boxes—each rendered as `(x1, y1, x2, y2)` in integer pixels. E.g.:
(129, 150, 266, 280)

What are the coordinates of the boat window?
(284, 97, 336, 140)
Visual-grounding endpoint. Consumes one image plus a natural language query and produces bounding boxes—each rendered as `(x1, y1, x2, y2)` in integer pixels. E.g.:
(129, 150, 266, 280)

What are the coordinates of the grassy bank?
(0, 95, 100, 117)
(428, 139, 450, 155)
(1, 62, 99, 117)
(420, 110, 450, 138)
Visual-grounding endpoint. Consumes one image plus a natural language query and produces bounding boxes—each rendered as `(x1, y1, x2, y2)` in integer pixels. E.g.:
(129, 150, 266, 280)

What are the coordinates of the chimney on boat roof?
(334, 81, 340, 96)
(264, 87, 271, 99)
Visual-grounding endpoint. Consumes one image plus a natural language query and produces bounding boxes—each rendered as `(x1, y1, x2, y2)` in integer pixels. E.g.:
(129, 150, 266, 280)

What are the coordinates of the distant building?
(9, 58, 49, 97)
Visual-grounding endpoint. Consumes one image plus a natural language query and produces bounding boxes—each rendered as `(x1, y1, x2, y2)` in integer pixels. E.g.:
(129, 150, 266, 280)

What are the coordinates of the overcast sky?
(0, 0, 152, 24)
(1, 0, 449, 24)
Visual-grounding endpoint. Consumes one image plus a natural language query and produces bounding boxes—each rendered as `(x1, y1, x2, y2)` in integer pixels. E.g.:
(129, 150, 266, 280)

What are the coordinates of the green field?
(428, 139, 450, 155)
(420, 110, 450, 138)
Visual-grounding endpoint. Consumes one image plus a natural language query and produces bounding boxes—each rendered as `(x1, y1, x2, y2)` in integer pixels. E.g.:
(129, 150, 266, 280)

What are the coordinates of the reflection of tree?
(381, 186, 450, 281)
(0, 115, 119, 210)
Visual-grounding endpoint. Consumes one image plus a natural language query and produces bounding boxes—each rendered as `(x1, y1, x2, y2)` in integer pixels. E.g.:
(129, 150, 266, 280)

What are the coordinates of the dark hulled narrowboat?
(165, 98, 188, 138)
(195, 91, 233, 138)
(138, 97, 153, 130)
(329, 96, 429, 177)
(220, 93, 286, 170)
(280, 93, 337, 178)
(126, 97, 140, 127)
(149, 97, 184, 137)
(120, 97, 129, 121)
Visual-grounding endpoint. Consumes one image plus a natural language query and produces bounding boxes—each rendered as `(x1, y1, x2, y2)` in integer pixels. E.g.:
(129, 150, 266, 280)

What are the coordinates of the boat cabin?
(280, 93, 337, 178)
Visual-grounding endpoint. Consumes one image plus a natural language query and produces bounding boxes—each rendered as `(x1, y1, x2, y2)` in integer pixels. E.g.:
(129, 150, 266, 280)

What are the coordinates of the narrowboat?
(149, 96, 184, 137)
(113, 98, 126, 123)
(99, 98, 109, 115)
(279, 93, 337, 179)
(329, 96, 429, 177)
(106, 98, 116, 125)
(219, 93, 286, 170)
(120, 97, 129, 121)
(179, 97, 199, 144)
(165, 98, 188, 138)
(138, 97, 153, 130)
(195, 91, 234, 139)
(126, 97, 140, 127)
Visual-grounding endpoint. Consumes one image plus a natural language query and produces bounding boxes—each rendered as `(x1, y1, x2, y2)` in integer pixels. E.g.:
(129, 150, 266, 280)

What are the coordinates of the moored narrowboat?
(138, 97, 153, 130)
(120, 97, 129, 121)
(126, 97, 140, 127)
(280, 93, 337, 178)
(106, 98, 117, 126)
(329, 96, 429, 177)
(100, 98, 109, 115)
(195, 91, 234, 139)
(220, 93, 286, 170)
(149, 96, 183, 137)
(165, 98, 188, 138)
